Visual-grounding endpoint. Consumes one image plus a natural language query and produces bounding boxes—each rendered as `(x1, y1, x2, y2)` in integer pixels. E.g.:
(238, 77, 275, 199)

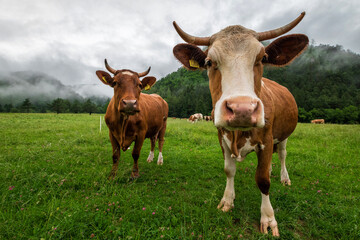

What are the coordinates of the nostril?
(122, 100, 127, 105)
(225, 101, 234, 114)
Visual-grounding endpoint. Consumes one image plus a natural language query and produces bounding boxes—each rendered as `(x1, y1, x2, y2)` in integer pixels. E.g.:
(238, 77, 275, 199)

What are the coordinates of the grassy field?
(0, 113, 359, 239)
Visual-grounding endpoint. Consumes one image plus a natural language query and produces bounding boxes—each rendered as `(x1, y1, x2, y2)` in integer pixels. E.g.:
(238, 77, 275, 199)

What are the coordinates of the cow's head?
(173, 12, 308, 131)
(96, 59, 156, 115)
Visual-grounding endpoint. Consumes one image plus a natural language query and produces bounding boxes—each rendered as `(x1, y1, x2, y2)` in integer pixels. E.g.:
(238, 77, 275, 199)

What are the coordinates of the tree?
(82, 99, 97, 115)
(20, 98, 33, 113)
(50, 98, 66, 114)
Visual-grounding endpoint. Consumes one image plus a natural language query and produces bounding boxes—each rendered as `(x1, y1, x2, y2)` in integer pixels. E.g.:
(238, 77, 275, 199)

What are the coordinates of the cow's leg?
(278, 138, 291, 185)
(131, 136, 145, 179)
(109, 132, 120, 180)
(256, 139, 279, 237)
(217, 140, 236, 212)
(147, 136, 156, 163)
(157, 123, 167, 165)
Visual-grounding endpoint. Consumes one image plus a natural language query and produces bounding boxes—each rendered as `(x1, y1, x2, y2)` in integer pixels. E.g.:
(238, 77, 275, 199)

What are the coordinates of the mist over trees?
(0, 43, 359, 123)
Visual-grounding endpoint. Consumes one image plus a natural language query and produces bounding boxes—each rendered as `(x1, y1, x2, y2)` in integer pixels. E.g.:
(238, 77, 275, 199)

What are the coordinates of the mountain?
(0, 71, 83, 105)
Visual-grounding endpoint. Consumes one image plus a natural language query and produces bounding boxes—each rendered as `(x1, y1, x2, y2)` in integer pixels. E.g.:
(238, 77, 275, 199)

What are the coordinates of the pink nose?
(224, 96, 262, 129)
(120, 99, 139, 114)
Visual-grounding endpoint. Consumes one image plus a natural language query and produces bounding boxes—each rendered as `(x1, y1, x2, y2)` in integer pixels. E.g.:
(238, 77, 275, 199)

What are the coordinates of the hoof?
(260, 217, 279, 237)
(217, 198, 234, 212)
(281, 179, 291, 186)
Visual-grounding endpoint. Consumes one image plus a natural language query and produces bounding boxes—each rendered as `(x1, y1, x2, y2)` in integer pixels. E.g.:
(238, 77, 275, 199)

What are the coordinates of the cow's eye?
(262, 54, 268, 62)
(205, 59, 212, 67)
(139, 83, 143, 89)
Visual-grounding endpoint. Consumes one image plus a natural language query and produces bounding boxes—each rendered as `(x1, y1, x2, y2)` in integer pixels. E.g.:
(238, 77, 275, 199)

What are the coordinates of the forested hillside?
(149, 44, 360, 123)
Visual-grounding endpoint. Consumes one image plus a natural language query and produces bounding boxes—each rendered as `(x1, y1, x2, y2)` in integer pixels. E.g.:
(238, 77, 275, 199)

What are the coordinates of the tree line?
(0, 98, 109, 115)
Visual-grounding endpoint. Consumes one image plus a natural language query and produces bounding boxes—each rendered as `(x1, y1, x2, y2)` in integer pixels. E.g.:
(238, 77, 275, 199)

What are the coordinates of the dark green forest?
(148, 44, 360, 123)
(1, 44, 359, 123)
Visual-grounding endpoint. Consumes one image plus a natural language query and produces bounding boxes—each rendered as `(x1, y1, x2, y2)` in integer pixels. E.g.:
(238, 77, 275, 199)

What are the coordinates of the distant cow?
(204, 116, 212, 121)
(311, 119, 325, 124)
(173, 12, 308, 236)
(96, 59, 168, 179)
(188, 113, 203, 123)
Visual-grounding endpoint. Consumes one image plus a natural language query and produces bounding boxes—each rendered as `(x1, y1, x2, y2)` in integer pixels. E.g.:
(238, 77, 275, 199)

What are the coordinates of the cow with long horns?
(96, 60, 168, 179)
(172, 12, 308, 236)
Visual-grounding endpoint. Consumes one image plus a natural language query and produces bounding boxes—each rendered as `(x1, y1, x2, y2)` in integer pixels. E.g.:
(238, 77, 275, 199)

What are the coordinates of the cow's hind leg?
(109, 132, 120, 180)
(278, 138, 291, 186)
(147, 136, 156, 163)
(157, 123, 167, 165)
(217, 141, 236, 212)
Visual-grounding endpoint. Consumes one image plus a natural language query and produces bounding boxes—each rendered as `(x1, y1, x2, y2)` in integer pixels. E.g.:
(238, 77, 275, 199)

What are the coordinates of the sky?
(0, 0, 359, 98)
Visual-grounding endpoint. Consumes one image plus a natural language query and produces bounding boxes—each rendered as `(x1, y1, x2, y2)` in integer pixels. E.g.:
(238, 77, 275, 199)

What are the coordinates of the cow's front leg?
(256, 139, 279, 237)
(278, 138, 291, 185)
(108, 132, 120, 180)
(217, 141, 236, 212)
(131, 135, 145, 179)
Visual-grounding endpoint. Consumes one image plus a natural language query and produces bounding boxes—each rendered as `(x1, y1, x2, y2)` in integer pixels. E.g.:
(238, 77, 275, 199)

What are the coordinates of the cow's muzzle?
(120, 99, 139, 115)
(223, 96, 264, 130)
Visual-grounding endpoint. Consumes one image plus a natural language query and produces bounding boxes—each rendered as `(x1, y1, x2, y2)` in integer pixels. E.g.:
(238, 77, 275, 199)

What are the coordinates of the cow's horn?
(104, 59, 117, 74)
(257, 12, 306, 41)
(138, 67, 151, 77)
(173, 21, 211, 46)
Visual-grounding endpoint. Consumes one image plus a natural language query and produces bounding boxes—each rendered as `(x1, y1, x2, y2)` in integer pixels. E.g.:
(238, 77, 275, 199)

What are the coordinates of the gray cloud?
(0, 0, 358, 98)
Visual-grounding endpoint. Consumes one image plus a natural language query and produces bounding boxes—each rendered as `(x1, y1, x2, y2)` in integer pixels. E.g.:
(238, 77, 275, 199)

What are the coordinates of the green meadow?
(0, 113, 359, 239)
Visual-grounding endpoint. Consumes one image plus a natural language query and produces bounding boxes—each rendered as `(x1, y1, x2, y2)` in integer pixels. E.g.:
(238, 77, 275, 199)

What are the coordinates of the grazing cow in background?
(96, 60, 168, 179)
(188, 113, 203, 123)
(173, 12, 308, 236)
(311, 119, 325, 124)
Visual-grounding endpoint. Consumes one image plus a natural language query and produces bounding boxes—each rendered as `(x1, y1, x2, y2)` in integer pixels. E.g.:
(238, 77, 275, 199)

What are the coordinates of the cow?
(96, 59, 168, 179)
(311, 119, 325, 124)
(188, 113, 203, 123)
(172, 12, 308, 236)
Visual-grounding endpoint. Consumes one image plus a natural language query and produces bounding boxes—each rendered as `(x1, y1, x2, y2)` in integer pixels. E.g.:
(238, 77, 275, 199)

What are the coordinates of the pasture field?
(0, 113, 359, 239)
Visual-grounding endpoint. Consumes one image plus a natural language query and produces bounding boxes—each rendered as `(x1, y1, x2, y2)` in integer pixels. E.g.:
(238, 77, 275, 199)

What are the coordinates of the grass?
(0, 113, 359, 239)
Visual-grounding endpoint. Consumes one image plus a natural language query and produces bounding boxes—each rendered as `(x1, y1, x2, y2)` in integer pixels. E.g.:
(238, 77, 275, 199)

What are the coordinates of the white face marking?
(209, 38, 265, 128)
(122, 71, 135, 76)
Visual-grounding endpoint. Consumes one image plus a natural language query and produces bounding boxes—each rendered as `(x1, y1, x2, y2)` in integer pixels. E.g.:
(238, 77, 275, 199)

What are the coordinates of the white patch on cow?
(260, 193, 278, 235)
(224, 135, 256, 162)
(209, 39, 265, 129)
(147, 151, 154, 163)
(157, 152, 163, 165)
(122, 71, 134, 76)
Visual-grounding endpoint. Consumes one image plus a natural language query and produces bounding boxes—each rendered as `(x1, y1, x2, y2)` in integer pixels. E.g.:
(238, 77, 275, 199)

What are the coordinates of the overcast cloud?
(0, 0, 359, 97)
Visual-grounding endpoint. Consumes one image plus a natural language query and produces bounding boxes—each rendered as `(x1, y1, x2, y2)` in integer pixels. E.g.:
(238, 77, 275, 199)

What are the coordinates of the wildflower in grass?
(317, 190, 322, 193)
(152, 212, 155, 215)
(191, 232, 194, 236)
(199, 235, 202, 238)
(21, 208, 24, 211)
(107, 209, 110, 211)
(227, 235, 231, 238)
(90, 233, 95, 238)
(96, 208, 99, 211)
(168, 206, 172, 210)
(8, 186, 14, 190)
(142, 207, 146, 211)
(161, 235, 164, 238)
(119, 217, 123, 221)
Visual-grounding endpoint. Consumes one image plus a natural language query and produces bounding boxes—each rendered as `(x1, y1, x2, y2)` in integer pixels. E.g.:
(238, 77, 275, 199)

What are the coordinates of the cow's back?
(261, 78, 298, 142)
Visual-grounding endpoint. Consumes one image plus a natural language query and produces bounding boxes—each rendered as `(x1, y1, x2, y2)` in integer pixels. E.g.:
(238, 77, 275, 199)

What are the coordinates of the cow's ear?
(173, 43, 207, 70)
(96, 71, 115, 87)
(263, 34, 309, 66)
(141, 76, 156, 90)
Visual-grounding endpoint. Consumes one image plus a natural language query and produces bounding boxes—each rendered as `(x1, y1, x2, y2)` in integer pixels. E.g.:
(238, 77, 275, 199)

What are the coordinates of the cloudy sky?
(1, 0, 359, 97)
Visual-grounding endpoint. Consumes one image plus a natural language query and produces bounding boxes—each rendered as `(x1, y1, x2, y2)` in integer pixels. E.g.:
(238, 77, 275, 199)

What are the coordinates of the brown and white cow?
(173, 12, 308, 236)
(311, 119, 325, 124)
(188, 113, 203, 123)
(96, 60, 168, 179)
